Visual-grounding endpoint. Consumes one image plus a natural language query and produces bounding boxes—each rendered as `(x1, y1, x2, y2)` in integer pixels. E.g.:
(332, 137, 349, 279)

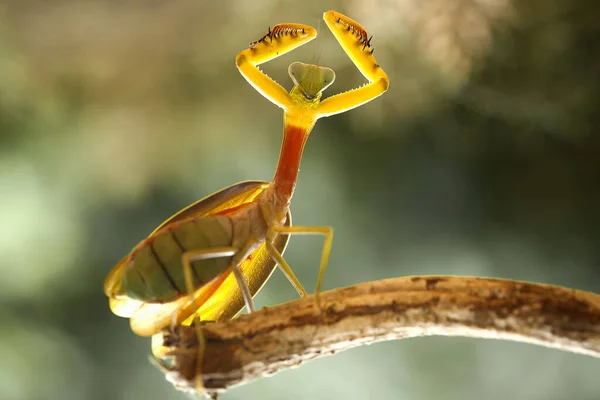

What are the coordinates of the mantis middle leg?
(266, 225, 334, 298)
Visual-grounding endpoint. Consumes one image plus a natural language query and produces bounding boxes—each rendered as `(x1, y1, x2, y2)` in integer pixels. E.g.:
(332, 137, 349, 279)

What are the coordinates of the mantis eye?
(320, 68, 336, 89)
(288, 62, 336, 99)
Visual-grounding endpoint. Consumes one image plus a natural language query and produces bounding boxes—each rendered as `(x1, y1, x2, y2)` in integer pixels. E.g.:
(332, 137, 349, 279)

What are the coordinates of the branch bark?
(155, 276, 600, 396)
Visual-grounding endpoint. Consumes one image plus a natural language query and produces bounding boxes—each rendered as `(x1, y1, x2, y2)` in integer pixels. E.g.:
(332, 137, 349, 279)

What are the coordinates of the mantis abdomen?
(122, 215, 235, 303)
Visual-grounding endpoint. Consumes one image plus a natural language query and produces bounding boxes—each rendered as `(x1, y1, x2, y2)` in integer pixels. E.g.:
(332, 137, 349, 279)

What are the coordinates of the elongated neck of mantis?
(272, 115, 317, 203)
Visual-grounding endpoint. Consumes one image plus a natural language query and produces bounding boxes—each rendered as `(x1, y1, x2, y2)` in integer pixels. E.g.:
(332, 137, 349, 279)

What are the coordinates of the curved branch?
(156, 276, 600, 395)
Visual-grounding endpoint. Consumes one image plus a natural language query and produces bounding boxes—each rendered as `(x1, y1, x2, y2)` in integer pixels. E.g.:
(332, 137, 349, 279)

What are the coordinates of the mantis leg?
(180, 246, 237, 393)
(267, 225, 334, 297)
(236, 23, 317, 110)
(266, 241, 308, 298)
(316, 11, 389, 118)
(181, 247, 238, 299)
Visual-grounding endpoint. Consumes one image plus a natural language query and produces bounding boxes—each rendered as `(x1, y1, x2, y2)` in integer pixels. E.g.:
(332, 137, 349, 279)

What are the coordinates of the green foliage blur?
(1, 1, 599, 399)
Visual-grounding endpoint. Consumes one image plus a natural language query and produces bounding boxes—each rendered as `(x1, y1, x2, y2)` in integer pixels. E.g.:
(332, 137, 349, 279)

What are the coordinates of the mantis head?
(288, 61, 336, 100)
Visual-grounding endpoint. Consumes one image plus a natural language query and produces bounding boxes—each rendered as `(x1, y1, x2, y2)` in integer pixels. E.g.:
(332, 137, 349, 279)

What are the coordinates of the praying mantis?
(104, 9, 388, 390)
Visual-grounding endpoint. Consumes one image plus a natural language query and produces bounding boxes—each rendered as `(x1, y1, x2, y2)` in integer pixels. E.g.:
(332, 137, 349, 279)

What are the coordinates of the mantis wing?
(104, 180, 291, 337)
(186, 211, 291, 322)
(149, 222, 291, 359)
(151, 180, 272, 233)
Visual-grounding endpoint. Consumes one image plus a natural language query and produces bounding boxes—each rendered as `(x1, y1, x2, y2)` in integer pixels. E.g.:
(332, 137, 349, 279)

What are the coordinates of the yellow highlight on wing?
(129, 271, 229, 336)
(187, 218, 289, 322)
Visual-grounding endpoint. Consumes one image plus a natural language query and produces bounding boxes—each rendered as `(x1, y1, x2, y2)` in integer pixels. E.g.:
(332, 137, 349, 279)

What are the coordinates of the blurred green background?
(1, 0, 599, 399)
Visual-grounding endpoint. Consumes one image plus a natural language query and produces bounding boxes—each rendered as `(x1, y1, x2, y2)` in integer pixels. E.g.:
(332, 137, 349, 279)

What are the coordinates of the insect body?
(105, 9, 389, 341)
(104, 181, 292, 336)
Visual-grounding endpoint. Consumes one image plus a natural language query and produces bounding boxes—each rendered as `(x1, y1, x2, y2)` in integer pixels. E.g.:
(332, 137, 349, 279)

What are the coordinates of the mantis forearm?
(236, 24, 317, 110)
(317, 11, 389, 118)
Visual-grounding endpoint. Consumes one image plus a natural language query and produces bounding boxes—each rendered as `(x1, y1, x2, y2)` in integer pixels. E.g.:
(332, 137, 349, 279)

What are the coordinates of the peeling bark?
(154, 276, 600, 396)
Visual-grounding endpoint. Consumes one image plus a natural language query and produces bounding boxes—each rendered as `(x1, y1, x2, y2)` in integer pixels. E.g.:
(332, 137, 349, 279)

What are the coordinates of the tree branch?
(156, 276, 600, 396)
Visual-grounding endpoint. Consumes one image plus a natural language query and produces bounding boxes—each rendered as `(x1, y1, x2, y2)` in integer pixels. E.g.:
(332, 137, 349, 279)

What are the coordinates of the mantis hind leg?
(180, 246, 239, 392)
(267, 225, 334, 299)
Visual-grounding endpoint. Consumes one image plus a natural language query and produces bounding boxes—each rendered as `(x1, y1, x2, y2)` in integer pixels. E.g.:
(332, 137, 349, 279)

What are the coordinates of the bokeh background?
(1, 0, 599, 399)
